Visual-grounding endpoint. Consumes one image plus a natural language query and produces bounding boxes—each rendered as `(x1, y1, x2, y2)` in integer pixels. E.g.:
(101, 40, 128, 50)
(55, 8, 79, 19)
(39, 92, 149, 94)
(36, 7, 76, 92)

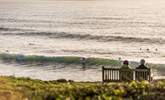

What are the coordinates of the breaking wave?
(0, 27, 21, 31)
(0, 27, 34, 32)
(4, 31, 165, 44)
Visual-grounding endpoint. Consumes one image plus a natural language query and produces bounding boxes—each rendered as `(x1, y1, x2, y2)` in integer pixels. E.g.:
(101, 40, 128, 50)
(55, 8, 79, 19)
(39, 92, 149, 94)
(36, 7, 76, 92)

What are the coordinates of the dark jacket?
(136, 64, 148, 69)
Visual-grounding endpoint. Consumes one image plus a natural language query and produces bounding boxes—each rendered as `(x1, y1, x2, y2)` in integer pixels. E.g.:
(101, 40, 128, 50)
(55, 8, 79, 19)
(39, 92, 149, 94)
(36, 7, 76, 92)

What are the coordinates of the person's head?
(140, 59, 145, 65)
(123, 60, 129, 65)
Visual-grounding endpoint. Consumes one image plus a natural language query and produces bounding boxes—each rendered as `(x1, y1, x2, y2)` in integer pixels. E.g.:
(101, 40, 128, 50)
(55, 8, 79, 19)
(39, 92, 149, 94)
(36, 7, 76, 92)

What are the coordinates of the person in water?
(80, 57, 86, 68)
(136, 59, 148, 69)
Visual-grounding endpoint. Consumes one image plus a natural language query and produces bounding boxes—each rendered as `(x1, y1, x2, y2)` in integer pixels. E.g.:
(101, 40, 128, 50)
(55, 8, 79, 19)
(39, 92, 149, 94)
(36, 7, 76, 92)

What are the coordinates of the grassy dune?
(0, 53, 120, 66)
(0, 76, 164, 100)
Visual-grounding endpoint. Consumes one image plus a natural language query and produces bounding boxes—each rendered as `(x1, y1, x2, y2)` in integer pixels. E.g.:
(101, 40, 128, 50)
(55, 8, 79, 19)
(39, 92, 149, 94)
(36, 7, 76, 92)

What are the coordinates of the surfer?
(80, 57, 86, 68)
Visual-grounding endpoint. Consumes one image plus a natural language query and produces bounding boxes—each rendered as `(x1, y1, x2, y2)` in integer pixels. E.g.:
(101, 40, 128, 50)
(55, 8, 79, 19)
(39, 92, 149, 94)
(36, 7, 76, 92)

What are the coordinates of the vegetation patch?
(0, 76, 164, 100)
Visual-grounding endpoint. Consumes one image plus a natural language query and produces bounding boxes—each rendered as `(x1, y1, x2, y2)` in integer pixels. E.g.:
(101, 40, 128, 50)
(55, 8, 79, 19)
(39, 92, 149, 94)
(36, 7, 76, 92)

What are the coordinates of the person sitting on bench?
(121, 60, 131, 69)
(120, 60, 133, 82)
(136, 59, 149, 80)
(136, 59, 148, 69)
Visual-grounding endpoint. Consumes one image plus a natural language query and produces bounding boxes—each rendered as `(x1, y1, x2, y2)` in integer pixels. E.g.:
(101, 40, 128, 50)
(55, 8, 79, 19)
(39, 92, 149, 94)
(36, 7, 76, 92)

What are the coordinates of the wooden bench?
(102, 66, 152, 82)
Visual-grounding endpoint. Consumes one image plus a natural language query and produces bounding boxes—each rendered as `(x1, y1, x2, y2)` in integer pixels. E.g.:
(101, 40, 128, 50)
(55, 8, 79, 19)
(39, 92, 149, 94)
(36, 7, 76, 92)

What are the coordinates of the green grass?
(0, 53, 120, 66)
(0, 76, 164, 100)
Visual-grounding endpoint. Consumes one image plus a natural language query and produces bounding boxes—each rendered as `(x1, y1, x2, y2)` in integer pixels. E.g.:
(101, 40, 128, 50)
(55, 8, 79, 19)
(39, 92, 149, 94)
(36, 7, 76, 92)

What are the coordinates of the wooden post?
(149, 68, 151, 82)
(102, 66, 104, 82)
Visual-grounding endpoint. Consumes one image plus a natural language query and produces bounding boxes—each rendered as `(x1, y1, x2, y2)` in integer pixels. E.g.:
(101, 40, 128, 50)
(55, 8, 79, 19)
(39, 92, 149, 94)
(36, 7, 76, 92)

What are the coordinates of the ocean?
(0, 0, 165, 81)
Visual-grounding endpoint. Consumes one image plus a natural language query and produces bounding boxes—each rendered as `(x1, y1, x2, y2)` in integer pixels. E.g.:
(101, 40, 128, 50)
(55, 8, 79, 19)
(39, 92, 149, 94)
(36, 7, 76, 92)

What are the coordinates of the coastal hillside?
(0, 76, 164, 100)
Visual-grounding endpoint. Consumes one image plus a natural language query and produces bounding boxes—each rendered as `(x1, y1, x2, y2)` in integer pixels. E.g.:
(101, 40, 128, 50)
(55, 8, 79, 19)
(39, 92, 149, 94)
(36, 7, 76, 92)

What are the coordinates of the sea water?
(0, 0, 165, 81)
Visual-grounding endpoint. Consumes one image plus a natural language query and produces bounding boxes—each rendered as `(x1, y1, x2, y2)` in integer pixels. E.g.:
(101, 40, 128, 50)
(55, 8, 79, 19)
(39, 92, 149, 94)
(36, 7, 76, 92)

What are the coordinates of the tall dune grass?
(0, 76, 164, 100)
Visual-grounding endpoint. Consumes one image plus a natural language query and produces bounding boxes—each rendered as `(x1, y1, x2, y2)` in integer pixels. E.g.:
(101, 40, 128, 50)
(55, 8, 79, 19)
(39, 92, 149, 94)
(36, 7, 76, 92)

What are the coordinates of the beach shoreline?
(0, 53, 164, 81)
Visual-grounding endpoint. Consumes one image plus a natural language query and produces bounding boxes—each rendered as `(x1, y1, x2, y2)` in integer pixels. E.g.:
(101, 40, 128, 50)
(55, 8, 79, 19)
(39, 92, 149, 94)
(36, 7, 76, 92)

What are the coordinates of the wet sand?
(0, 61, 101, 81)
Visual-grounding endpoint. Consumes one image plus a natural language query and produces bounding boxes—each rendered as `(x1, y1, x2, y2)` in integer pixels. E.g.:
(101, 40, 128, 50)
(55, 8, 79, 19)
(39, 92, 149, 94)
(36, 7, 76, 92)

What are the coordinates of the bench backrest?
(119, 68, 133, 82)
(102, 66, 151, 82)
(102, 67, 120, 82)
(134, 69, 151, 81)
